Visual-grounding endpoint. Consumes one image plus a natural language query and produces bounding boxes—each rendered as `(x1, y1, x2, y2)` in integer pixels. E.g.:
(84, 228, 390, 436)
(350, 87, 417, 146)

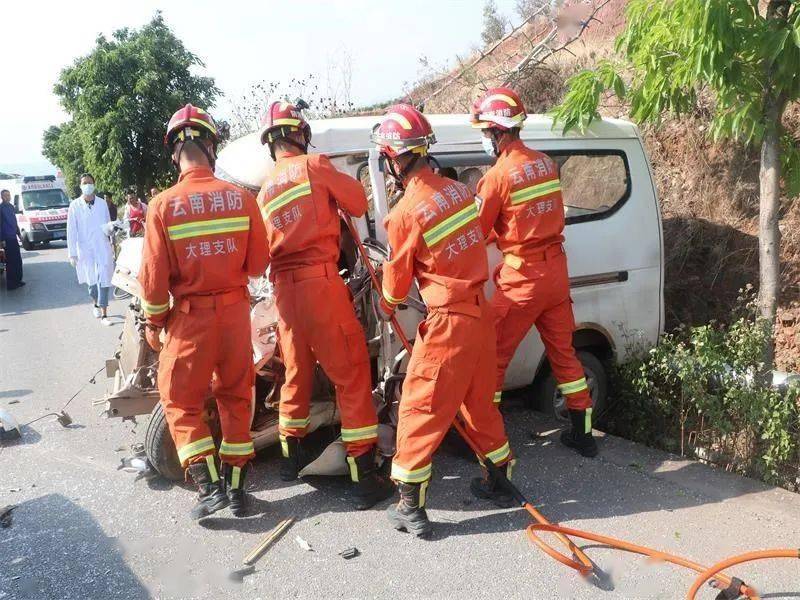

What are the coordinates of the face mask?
(481, 135, 497, 158)
(81, 183, 95, 196)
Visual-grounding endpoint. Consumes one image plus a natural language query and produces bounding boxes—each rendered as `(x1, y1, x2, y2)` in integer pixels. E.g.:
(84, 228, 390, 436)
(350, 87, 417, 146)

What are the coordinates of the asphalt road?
(1, 244, 799, 600)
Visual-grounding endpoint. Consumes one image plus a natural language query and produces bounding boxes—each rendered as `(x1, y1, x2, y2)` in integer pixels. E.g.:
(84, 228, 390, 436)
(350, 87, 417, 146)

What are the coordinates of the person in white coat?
(67, 173, 115, 326)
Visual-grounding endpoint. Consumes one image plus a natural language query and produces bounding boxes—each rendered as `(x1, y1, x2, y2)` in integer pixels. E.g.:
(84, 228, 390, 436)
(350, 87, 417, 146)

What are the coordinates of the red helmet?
(164, 104, 219, 147)
(471, 87, 527, 131)
(259, 100, 311, 146)
(371, 104, 436, 159)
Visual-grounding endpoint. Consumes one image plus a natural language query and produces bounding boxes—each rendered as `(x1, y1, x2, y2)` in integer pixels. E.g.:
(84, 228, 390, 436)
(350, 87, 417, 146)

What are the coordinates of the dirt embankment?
(416, 0, 799, 370)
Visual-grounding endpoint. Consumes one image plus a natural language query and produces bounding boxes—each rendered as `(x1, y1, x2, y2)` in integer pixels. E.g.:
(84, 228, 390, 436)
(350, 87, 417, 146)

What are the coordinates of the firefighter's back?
(393, 168, 489, 309)
(258, 153, 343, 273)
(150, 166, 264, 298)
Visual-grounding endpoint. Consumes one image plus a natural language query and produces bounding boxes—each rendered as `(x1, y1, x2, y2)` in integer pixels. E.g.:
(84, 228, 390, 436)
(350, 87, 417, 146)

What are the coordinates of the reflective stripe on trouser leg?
(231, 466, 242, 489)
(279, 415, 310, 430)
(347, 456, 359, 482)
(205, 455, 219, 482)
(391, 462, 432, 484)
(279, 434, 289, 458)
(419, 480, 429, 508)
(557, 376, 593, 411)
(340, 424, 378, 444)
(219, 440, 255, 461)
(177, 436, 216, 465)
(557, 377, 588, 396)
(585, 407, 593, 434)
(483, 441, 511, 466)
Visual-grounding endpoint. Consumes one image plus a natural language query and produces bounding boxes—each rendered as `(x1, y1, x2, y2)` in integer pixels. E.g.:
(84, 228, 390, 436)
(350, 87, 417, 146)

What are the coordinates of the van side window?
(555, 153, 629, 221)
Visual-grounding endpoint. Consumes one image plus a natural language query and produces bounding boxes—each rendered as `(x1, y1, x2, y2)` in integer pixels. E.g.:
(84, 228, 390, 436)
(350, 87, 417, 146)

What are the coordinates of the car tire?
(21, 235, 33, 251)
(531, 350, 608, 424)
(144, 402, 184, 481)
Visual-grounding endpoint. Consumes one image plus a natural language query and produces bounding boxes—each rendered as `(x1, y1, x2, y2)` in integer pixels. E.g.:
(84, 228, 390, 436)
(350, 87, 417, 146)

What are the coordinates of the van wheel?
(531, 350, 608, 424)
(21, 235, 33, 251)
(144, 403, 184, 481)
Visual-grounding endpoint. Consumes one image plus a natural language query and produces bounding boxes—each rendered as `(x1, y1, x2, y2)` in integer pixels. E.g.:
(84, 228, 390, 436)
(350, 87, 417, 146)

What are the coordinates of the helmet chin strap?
(172, 139, 216, 172)
(268, 128, 310, 161)
(387, 153, 426, 190)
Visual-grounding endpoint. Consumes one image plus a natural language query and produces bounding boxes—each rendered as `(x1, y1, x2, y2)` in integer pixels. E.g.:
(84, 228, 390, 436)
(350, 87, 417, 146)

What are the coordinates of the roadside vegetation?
(609, 290, 800, 490)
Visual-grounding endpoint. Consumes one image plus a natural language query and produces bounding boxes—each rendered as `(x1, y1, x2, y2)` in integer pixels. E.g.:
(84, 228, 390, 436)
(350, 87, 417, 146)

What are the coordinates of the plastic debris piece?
(295, 536, 313, 551)
(339, 547, 359, 559)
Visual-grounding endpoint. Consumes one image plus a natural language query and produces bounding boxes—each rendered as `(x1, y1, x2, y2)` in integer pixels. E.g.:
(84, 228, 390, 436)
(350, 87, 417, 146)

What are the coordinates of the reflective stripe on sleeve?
(493, 391, 503, 404)
(382, 286, 406, 306)
(142, 299, 169, 315)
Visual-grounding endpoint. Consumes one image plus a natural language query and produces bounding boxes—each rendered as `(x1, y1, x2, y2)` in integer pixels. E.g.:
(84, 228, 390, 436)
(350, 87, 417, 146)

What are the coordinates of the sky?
(0, 0, 521, 175)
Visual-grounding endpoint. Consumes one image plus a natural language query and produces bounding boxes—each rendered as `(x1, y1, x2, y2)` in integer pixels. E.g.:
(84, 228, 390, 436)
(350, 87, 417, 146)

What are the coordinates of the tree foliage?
(42, 122, 87, 197)
(553, 0, 800, 191)
(42, 13, 220, 198)
(482, 0, 510, 46)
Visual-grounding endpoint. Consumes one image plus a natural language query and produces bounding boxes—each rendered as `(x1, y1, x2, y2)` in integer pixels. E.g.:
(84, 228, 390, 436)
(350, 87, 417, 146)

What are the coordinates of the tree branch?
(423, 3, 550, 104)
(504, 0, 613, 86)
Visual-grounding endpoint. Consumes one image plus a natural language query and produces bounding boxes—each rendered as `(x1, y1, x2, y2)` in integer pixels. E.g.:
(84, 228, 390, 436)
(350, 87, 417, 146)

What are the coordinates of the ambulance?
(4, 175, 71, 250)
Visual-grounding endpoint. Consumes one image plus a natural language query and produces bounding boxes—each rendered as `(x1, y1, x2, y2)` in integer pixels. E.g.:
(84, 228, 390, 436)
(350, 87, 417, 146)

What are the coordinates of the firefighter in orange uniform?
(139, 104, 269, 519)
(472, 88, 598, 457)
(373, 105, 515, 538)
(256, 100, 393, 510)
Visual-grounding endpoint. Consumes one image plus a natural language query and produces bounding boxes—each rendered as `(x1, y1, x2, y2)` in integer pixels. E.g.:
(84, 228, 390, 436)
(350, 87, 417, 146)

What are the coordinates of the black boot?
(470, 460, 516, 508)
(386, 482, 432, 538)
(223, 463, 250, 517)
(187, 456, 229, 520)
(348, 449, 394, 510)
(279, 436, 308, 481)
(560, 409, 599, 457)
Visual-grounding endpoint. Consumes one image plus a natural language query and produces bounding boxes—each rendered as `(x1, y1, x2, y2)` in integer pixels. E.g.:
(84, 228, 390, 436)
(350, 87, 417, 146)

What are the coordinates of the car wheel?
(21, 235, 33, 251)
(532, 350, 608, 424)
(144, 403, 184, 481)
(144, 398, 224, 481)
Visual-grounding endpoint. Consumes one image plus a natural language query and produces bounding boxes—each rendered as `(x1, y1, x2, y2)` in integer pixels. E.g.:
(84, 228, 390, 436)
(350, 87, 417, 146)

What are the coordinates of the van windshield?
(22, 189, 70, 210)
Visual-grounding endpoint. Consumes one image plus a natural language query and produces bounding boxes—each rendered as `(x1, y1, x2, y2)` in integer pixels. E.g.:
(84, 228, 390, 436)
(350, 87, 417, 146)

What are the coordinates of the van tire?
(531, 350, 608, 425)
(144, 403, 184, 481)
(21, 235, 33, 251)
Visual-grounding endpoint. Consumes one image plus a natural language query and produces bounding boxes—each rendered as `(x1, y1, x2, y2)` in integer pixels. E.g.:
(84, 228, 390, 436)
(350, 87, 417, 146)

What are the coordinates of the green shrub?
(608, 290, 800, 489)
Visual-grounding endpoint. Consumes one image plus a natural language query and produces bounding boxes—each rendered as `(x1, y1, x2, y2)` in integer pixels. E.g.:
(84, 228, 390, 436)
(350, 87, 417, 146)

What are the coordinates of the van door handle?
(569, 271, 628, 289)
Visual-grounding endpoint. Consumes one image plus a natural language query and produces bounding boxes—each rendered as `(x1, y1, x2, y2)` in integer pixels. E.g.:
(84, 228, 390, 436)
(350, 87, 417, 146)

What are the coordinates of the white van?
(216, 114, 664, 422)
(2, 175, 70, 250)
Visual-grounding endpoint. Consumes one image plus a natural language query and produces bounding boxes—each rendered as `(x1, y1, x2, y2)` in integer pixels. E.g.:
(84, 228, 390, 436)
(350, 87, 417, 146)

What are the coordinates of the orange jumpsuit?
(477, 139, 591, 410)
(139, 166, 269, 468)
(257, 149, 378, 458)
(382, 165, 512, 487)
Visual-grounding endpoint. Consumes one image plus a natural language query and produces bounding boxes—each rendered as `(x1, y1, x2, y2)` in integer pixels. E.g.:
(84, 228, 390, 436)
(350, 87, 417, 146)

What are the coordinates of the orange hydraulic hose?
(341, 213, 797, 599)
